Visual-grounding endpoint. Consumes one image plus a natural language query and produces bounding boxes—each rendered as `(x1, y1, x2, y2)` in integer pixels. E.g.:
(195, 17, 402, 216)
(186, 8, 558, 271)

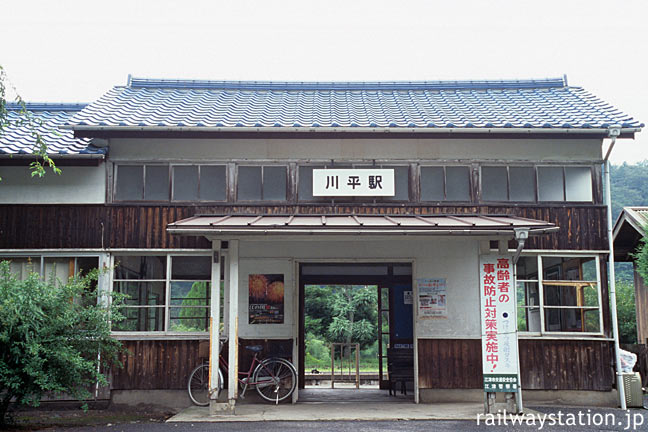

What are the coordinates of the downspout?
(603, 126, 626, 409)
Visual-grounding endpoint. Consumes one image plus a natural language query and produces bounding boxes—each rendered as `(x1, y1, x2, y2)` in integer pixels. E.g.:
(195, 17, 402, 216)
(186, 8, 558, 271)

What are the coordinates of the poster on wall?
(248, 274, 284, 324)
(479, 255, 519, 392)
(417, 278, 447, 318)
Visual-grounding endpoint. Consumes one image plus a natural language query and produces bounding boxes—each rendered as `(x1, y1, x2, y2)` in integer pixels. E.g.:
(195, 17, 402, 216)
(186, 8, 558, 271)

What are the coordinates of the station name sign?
(312, 169, 395, 197)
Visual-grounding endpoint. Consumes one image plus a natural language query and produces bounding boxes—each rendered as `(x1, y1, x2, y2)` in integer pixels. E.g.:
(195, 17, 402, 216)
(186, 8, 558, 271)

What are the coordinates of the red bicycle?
(188, 344, 297, 406)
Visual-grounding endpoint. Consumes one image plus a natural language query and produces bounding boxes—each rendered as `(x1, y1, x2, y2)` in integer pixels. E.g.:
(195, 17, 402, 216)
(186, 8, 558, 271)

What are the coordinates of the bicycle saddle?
(245, 345, 263, 352)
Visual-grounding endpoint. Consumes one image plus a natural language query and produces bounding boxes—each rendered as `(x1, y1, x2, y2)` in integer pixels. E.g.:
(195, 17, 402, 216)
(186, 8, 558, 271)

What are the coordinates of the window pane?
(170, 281, 210, 306)
(445, 166, 470, 201)
(537, 167, 564, 201)
(200, 165, 226, 201)
(298, 166, 315, 200)
(115, 165, 143, 201)
(518, 307, 540, 332)
(114, 281, 166, 306)
(542, 256, 592, 281)
(263, 166, 287, 200)
(44, 257, 74, 284)
(238, 166, 262, 200)
(420, 167, 444, 201)
(4, 257, 39, 279)
(113, 306, 165, 331)
(517, 281, 539, 307)
(565, 167, 592, 202)
(544, 285, 578, 306)
(169, 307, 209, 332)
(481, 166, 508, 201)
(516, 256, 538, 280)
(114, 256, 166, 280)
(171, 256, 211, 280)
(388, 166, 409, 200)
(544, 308, 583, 332)
(584, 310, 600, 332)
(173, 166, 199, 201)
(145, 165, 169, 200)
(509, 167, 535, 202)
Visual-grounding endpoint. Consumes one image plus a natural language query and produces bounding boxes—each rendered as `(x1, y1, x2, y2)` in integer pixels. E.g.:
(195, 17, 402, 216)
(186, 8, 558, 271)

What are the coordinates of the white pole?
(209, 241, 221, 402)
(603, 131, 627, 410)
(227, 240, 240, 403)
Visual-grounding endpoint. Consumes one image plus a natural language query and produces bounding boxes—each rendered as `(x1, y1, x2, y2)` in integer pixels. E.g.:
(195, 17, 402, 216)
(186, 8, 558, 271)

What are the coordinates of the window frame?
(418, 164, 473, 203)
(479, 164, 594, 204)
(516, 254, 603, 337)
(235, 164, 289, 202)
(110, 251, 215, 336)
(170, 164, 228, 203)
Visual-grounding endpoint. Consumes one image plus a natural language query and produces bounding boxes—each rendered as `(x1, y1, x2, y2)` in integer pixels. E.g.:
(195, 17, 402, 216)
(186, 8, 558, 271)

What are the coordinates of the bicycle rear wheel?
(188, 363, 223, 406)
(253, 358, 297, 403)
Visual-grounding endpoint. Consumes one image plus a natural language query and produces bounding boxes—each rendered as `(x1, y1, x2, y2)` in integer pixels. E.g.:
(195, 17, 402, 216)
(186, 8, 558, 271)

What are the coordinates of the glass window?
(115, 165, 143, 201)
(298, 166, 316, 200)
(263, 166, 287, 201)
(112, 254, 215, 333)
(509, 167, 535, 202)
(420, 166, 444, 201)
(517, 255, 601, 334)
(144, 166, 169, 201)
(386, 166, 409, 201)
(537, 167, 564, 201)
(481, 166, 507, 201)
(173, 166, 199, 201)
(200, 165, 227, 201)
(238, 166, 262, 200)
(565, 167, 592, 202)
(446, 166, 471, 201)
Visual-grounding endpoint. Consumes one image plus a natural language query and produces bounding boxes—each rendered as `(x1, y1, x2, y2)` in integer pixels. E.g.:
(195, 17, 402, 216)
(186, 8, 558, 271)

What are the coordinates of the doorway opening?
(299, 263, 414, 402)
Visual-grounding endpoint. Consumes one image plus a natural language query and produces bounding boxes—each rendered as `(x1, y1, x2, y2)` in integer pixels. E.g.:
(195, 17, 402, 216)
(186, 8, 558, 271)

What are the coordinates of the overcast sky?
(1, 0, 646, 163)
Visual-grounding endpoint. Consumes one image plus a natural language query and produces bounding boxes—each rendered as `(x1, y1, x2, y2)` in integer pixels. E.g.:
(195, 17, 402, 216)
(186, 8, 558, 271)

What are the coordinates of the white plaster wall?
(235, 237, 482, 340)
(0, 165, 106, 204)
(109, 137, 602, 162)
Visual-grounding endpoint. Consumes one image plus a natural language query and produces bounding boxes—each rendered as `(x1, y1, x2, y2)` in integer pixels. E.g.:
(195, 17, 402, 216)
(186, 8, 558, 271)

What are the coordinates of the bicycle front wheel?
(252, 358, 297, 403)
(188, 363, 223, 406)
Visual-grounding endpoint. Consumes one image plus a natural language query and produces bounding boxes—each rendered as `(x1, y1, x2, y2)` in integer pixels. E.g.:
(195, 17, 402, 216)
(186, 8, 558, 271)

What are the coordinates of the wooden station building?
(0, 76, 643, 408)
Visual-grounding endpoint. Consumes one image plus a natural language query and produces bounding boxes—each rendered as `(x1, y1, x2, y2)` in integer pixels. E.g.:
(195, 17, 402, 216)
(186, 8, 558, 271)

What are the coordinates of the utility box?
(622, 372, 644, 408)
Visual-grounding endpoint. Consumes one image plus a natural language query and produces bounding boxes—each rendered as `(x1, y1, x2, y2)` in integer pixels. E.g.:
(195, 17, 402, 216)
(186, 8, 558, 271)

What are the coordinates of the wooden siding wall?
(0, 204, 607, 250)
(417, 339, 614, 391)
(112, 338, 292, 390)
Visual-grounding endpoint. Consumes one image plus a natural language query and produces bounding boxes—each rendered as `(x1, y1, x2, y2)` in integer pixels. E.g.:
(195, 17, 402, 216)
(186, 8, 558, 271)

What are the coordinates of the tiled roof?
(0, 103, 105, 156)
(67, 76, 643, 131)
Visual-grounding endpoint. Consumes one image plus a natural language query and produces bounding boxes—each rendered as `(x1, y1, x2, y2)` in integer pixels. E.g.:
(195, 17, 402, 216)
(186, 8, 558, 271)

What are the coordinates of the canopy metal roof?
(167, 214, 558, 236)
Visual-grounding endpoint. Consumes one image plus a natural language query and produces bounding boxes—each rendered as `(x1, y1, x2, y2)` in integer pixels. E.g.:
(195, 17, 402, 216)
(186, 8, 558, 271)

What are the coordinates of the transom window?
(481, 165, 593, 203)
(237, 165, 287, 201)
(420, 166, 471, 202)
(516, 255, 601, 334)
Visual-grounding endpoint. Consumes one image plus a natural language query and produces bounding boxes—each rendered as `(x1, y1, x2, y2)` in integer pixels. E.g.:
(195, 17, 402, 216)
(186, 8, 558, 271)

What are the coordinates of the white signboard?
(479, 255, 519, 392)
(417, 278, 447, 318)
(312, 169, 395, 196)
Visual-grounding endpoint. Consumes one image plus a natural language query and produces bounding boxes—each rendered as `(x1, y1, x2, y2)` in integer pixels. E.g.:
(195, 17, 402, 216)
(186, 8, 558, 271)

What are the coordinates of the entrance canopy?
(167, 214, 558, 236)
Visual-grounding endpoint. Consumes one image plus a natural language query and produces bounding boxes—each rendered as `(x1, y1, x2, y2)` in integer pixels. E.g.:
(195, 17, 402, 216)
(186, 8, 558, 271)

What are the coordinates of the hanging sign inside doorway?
(416, 278, 447, 318)
(479, 255, 519, 392)
(312, 169, 395, 196)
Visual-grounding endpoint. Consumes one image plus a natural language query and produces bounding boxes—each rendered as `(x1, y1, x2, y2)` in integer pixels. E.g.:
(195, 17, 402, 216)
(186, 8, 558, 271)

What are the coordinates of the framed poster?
(417, 278, 447, 318)
(248, 274, 284, 324)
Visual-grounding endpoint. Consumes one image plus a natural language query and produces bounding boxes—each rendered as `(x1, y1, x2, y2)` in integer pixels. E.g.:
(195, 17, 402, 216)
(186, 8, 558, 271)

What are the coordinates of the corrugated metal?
(167, 214, 557, 235)
(0, 103, 105, 156)
(67, 77, 642, 130)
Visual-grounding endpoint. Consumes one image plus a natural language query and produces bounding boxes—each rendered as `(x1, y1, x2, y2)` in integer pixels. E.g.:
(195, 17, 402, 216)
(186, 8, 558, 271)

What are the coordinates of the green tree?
(327, 285, 377, 350)
(0, 65, 60, 179)
(0, 261, 124, 424)
(615, 280, 638, 344)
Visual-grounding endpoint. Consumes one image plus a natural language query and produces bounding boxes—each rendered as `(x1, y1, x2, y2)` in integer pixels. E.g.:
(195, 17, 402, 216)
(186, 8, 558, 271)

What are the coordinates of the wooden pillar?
(227, 240, 239, 403)
(209, 241, 221, 401)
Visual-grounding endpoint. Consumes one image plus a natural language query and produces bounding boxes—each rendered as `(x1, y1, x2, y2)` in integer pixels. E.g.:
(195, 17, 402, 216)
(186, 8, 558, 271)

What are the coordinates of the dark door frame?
(298, 262, 413, 389)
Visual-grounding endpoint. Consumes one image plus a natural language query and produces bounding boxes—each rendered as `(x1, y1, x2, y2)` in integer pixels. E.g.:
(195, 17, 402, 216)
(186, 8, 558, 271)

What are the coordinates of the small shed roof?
(0, 103, 105, 157)
(167, 214, 558, 237)
(67, 76, 642, 134)
(613, 207, 648, 261)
